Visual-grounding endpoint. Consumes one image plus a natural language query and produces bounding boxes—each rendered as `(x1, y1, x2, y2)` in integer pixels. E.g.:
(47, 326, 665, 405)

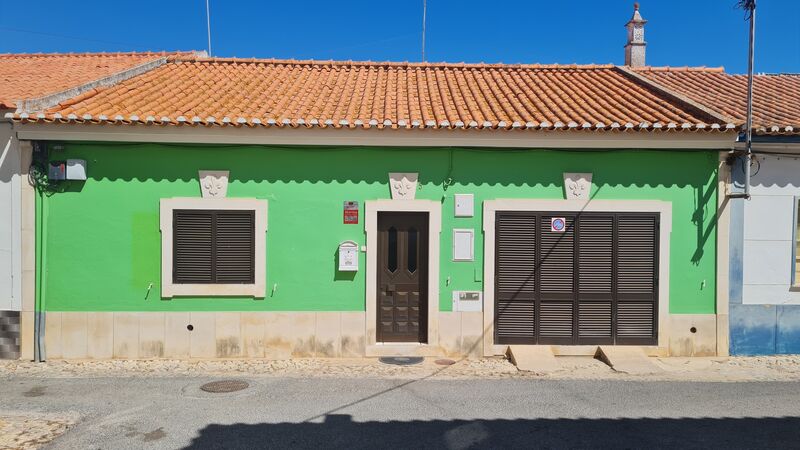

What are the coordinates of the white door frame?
(364, 200, 442, 356)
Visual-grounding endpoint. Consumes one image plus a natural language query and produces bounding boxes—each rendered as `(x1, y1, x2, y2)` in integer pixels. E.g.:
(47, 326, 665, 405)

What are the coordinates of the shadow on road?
(184, 414, 800, 449)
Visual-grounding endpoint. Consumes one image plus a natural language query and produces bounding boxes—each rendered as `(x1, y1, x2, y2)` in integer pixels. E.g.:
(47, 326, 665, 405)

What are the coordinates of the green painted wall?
(38, 143, 718, 314)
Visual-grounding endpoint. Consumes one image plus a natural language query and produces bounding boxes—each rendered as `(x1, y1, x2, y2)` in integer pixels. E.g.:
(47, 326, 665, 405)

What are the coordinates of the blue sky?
(1, 1, 798, 74)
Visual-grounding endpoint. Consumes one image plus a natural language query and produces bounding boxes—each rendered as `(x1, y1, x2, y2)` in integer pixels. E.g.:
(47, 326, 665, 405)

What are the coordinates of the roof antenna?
(206, 0, 212, 56)
(421, 0, 427, 62)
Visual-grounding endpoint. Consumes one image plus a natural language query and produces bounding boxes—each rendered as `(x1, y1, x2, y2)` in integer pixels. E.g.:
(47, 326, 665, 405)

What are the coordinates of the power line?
(0, 26, 140, 47)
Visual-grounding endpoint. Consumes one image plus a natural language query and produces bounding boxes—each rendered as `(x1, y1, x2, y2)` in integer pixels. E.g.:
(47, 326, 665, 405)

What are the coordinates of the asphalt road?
(2, 375, 800, 449)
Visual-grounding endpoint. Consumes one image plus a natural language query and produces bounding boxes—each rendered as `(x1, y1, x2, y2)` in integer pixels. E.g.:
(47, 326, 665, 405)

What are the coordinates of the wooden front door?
(377, 212, 429, 343)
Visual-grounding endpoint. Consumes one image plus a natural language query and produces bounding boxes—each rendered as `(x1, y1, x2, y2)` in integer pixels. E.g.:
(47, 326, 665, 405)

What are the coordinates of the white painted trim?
(364, 199, 441, 356)
(14, 122, 736, 150)
(482, 198, 672, 356)
(0, 123, 21, 311)
(716, 152, 731, 356)
(735, 142, 800, 153)
(159, 197, 268, 298)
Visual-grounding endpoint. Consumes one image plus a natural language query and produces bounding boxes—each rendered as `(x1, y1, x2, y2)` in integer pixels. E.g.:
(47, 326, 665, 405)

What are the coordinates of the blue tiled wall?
(730, 304, 800, 355)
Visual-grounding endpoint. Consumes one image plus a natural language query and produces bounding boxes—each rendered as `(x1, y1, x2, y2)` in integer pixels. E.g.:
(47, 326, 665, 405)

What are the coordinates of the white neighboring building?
(729, 138, 800, 354)
(0, 115, 22, 359)
(635, 68, 800, 355)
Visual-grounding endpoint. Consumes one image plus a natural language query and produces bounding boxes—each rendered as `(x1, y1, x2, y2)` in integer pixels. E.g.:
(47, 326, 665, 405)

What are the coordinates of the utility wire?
(0, 26, 140, 47)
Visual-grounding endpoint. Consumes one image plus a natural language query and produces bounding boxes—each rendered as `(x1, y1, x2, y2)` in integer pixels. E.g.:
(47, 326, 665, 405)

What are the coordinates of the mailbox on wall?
(338, 240, 359, 271)
(452, 291, 483, 312)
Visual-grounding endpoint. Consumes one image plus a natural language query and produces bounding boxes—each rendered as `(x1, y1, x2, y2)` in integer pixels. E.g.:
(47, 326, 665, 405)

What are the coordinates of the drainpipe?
(730, 0, 756, 200)
(32, 142, 48, 362)
(33, 186, 44, 361)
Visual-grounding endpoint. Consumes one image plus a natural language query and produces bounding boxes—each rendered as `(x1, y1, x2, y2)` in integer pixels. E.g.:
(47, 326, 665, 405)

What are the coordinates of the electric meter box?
(66, 159, 87, 180)
(338, 240, 359, 271)
(454, 194, 474, 217)
(48, 161, 66, 180)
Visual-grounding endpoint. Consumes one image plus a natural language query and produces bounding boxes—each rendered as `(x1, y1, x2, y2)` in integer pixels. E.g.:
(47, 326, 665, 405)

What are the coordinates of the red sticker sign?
(343, 201, 359, 224)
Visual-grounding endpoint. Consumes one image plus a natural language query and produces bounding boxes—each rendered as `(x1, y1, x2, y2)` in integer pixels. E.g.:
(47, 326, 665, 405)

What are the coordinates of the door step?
(507, 346, 562, 373)
(596, 346, 662, 375)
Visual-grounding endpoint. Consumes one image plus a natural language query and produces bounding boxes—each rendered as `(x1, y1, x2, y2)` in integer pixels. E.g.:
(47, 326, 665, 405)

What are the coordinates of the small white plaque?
(453, 229, 474, 261)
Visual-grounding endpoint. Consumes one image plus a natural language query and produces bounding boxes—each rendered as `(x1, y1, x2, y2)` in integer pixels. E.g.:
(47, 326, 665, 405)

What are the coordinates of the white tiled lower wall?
(43, 310, 715, 359)
(44, 311, 485, 360)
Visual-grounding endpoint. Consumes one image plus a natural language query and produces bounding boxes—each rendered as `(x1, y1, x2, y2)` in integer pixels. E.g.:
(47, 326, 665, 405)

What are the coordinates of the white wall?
(743, 152, 800, 305)
(0, 121, 21, 311)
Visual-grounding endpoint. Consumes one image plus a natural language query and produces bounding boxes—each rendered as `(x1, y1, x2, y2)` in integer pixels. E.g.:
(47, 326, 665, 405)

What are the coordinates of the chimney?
(624, 2, 647, 67)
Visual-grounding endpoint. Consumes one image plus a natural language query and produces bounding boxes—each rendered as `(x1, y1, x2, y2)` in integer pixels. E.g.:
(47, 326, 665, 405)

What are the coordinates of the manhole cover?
(379, 356, 424, 366)
(435, 358, 456, 366)
(200, 380, 249, 393)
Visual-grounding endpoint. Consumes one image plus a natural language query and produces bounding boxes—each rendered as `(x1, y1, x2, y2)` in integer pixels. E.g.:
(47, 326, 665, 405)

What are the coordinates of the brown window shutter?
(173, 210, 256, 285)
(173, 210, 214, 284)
(214, 211, 255, 284)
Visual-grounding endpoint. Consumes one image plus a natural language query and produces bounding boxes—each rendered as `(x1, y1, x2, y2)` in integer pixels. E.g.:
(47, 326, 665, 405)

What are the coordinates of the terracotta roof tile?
(636, 67, 800, 135)
(11, 57, 737, 132)
(0, 51, 200, 109)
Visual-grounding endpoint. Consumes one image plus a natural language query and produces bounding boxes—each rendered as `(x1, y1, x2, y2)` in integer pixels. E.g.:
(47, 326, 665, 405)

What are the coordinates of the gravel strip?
(0, 413, 76, 450)
(1, 355, 800, 382)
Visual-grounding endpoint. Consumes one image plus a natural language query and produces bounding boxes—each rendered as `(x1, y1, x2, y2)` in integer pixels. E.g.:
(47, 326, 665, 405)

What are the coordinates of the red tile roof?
(0, 51, 198, 110)
(11, 56, 736, 132)
(636, 67, 800, 135)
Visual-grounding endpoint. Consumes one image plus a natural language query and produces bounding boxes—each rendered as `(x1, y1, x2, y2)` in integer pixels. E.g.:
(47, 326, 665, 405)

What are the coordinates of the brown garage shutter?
(495, 211, 658, 346)
(173, 210, 255, 284)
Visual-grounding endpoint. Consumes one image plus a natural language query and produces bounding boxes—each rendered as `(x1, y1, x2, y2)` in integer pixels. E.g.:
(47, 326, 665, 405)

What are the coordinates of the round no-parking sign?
(551, 217, 566, 232)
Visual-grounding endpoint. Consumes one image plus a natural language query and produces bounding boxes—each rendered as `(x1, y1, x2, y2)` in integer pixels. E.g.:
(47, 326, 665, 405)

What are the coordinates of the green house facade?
(8, 57, 739, 359)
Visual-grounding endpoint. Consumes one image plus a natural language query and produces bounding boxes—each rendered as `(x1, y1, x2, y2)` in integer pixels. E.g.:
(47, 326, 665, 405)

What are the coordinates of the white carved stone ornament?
(563, 172, 593, 200)
(388, 172, 419, 200)
(198, 170, 230, 198)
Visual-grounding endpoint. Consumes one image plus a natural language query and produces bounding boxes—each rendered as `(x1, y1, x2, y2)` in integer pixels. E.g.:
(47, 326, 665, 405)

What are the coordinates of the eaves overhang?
(12, 120, 737, 150)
